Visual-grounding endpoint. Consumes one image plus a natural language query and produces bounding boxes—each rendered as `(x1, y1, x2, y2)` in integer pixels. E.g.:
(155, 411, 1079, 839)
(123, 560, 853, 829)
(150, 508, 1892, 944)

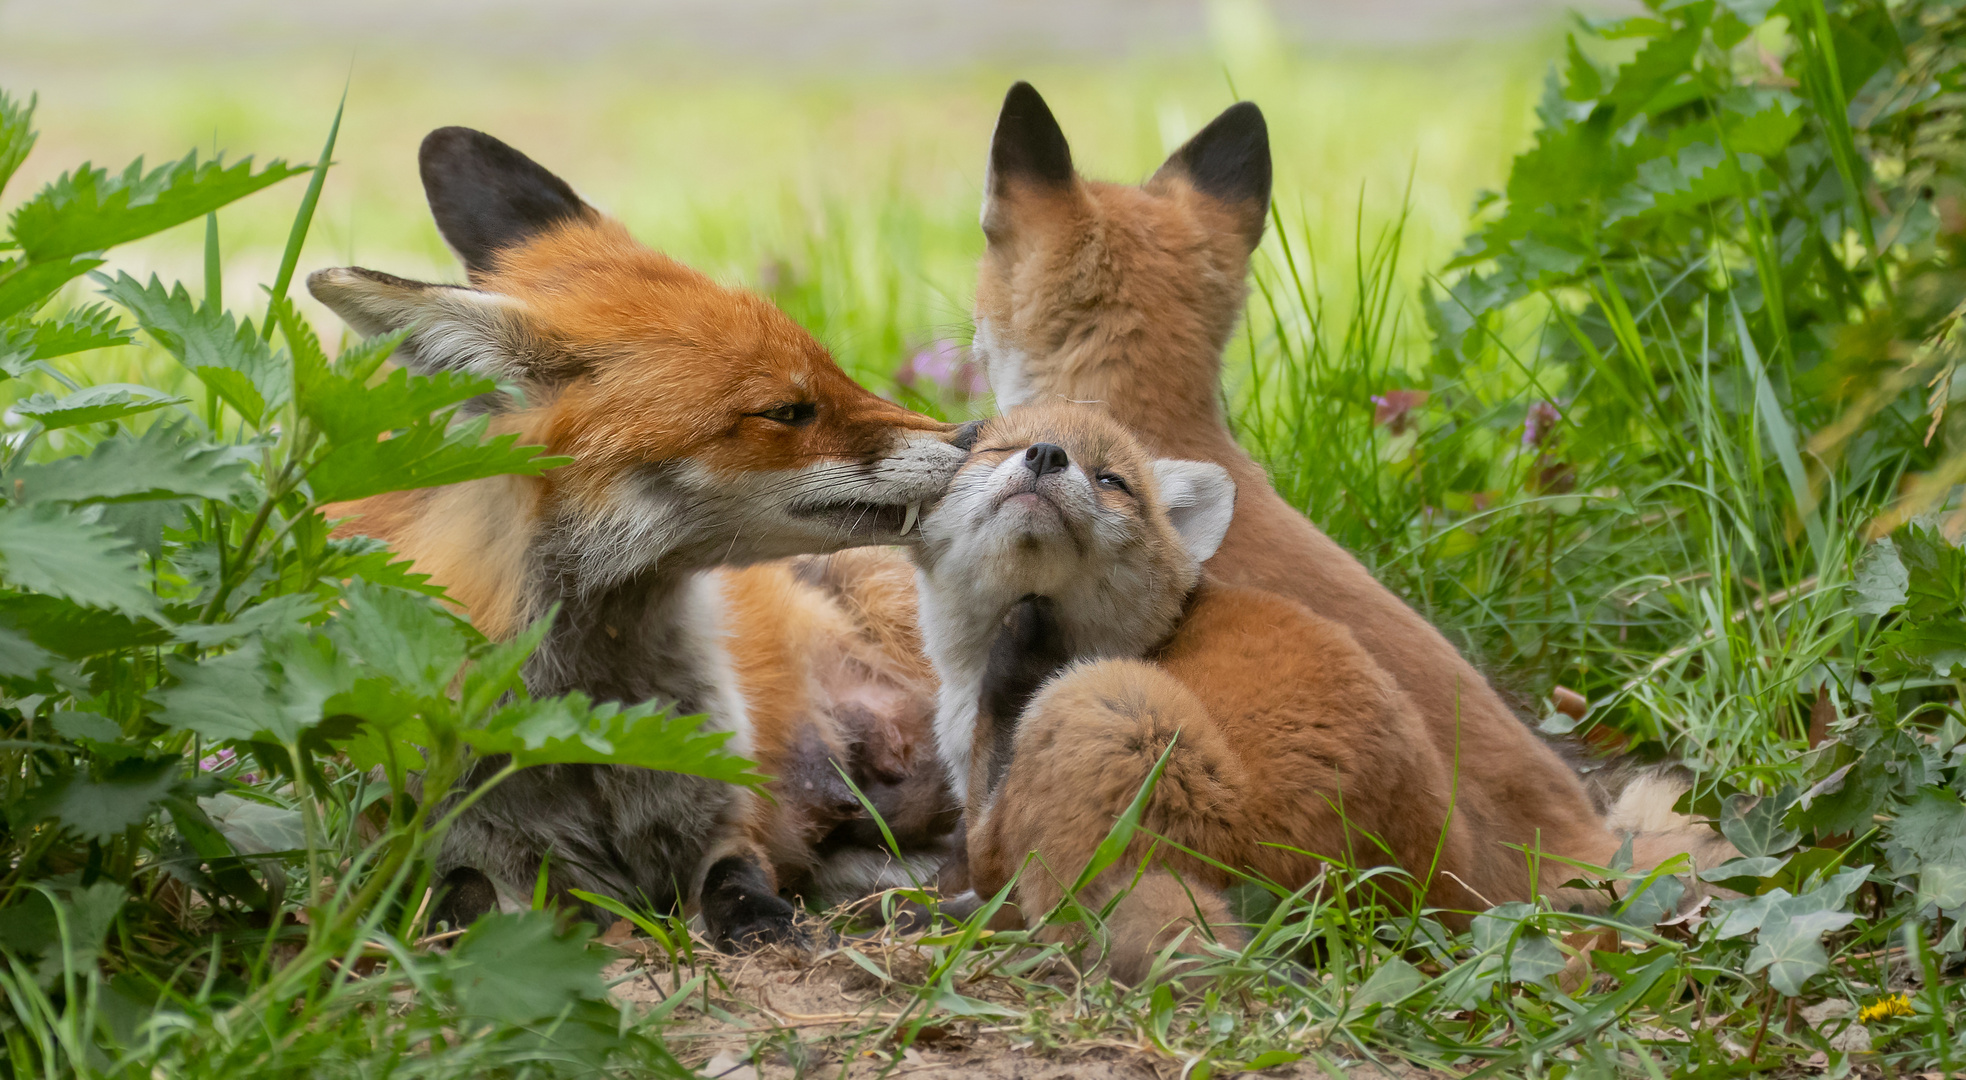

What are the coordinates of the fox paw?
(701, 853, 804, 953)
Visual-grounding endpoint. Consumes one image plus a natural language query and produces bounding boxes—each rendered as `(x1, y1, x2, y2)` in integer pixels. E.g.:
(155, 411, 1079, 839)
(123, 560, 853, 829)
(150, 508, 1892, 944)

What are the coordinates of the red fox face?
(970, 83, 1270, 420)
(309, 128, 961, 591)
(916, 403, 1234, 659)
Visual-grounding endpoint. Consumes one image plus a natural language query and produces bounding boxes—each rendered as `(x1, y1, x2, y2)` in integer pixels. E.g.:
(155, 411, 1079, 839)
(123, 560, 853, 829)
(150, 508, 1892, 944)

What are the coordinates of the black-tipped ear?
(1152, 102, 1271, 245)
(950, 420, 984, 451)
(988, 83, 1074, 194)
(419, 127, 595, 277)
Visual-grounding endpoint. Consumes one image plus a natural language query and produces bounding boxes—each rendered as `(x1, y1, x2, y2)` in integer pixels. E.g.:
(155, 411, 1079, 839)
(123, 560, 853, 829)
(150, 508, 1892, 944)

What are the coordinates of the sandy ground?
(599, 921, 1450, 1080)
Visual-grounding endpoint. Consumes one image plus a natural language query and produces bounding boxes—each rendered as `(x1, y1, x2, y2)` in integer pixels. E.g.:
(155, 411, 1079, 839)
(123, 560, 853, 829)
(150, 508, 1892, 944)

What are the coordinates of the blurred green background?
(0, 0, 1569, 393)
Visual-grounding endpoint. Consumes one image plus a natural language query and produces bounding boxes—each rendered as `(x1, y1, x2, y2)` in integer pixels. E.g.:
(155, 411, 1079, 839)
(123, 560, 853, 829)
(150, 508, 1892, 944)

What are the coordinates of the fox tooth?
(900, 501, 920, 537)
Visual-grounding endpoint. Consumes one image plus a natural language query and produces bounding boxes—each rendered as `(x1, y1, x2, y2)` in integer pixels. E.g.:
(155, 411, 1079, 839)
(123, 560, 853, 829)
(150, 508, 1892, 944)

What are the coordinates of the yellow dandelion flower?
(1858, 993, 1916, 1023)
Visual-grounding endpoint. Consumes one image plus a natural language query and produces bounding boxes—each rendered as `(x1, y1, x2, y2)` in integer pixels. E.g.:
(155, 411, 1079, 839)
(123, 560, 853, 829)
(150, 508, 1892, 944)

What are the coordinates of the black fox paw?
(701, 854, 804, 953)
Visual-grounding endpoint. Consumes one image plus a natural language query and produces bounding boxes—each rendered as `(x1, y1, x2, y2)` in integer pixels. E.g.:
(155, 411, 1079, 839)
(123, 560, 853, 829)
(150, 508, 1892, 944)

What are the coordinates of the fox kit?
(310, 128, 963, 948)
(914, 404, 1502, 982)
(966, 83, 1708, 881)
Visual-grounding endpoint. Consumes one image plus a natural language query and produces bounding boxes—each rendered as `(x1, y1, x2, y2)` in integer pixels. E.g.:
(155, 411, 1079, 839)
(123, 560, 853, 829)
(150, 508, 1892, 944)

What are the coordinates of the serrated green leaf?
(50, 710, 121, 744)
(445, 911, 609, 1024)
(0, 623, 55, 680)
(306, 415, 563, 504)
(302, 361, 493, 447)
(0, 503, 157, 616)
(169, 592, 326, 648)
(0, 304, 132, 371)
(0, 593, 167, 658)
(0, 255, 104, 322)
(325, 580, 471, 698)
(148, 633, 351, 744)
(9, 153, 303, 263)
(97, 272, 288, 425)
(12, 756, 183, 843)
(467, 694, 756, 782)
(8, 423, 253, 505)
(0, 90, 37, 202)
(9, 383, 186, 430)
(0, 880, 125, 988)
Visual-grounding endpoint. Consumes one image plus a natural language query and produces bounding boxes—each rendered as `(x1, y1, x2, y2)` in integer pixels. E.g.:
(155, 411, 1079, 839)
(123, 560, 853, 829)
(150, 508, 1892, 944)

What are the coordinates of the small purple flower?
(1524, 400, 1562, 448)
(199, 747, 235, 772)
(1371, 389, 1428, 435)
(896, 340, 990, 399)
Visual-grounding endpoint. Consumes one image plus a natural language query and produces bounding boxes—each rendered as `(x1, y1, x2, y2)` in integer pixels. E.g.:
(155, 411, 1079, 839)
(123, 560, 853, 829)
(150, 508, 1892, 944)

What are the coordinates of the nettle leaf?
(0, 503, 157, 616)
(467, 694, 758, 782)
(169, 592, 327, 648)
(306, 414, 563, 504)
(1602, 8, 1707, 126)
(302, 361, 493, 446)
(0, 623, 56, 680)
(0, 881, 125, 988)
(9, 152, 303, 263)
(9, 383, 186, 431)
(5, 304, 132, 360)
(444, 911, 609, 1024)
(8, 423, 254, 505)
(1853, 537, 1910, 615)
(1721, 788, 1802, 857)
(149, 633, 352, 745)
(1883, 787, 1966, 917)
(98, 272, 289, 425)
(0, 593, 166, 659)
(325, 580, 472, 697)
(0, 90, 37, 201)
(11, 756, 184, 843)
(0, 255, 104, 323)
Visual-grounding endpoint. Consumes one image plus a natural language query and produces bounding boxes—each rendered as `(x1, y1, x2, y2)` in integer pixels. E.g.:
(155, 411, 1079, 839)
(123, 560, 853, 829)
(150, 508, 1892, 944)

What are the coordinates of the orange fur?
(971, 97, 1626, 885)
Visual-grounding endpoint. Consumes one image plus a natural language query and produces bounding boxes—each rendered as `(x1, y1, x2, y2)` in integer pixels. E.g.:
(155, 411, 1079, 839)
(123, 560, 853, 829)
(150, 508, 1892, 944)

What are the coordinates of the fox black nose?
(1024, 443, 1068, 477)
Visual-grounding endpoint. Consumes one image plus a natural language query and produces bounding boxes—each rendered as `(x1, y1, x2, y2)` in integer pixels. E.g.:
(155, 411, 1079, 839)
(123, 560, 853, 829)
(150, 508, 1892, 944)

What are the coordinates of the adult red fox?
(310, 127, 964, 949)
(965, 84, 1644, 889)
(915, 404, 1498, 981)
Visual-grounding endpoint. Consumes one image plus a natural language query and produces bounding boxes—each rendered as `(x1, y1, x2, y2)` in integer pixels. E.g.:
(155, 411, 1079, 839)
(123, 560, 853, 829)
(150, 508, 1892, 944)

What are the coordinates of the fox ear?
(982, 82, 1079, 239)
(1151, 459, 1236, 565)
(420, 127, 596, 278)
(1149, 101, 1271, 249)
(307, 266, 550, 383)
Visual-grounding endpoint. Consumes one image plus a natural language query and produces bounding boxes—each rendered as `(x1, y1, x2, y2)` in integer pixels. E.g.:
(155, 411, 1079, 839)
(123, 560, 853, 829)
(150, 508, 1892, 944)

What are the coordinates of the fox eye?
(754, 403, 816, 426)
(1096, 472, 1131, 494)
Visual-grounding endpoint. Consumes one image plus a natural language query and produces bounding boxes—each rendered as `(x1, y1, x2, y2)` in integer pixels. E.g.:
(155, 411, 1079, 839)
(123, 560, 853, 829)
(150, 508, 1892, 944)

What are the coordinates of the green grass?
(3, 2, 1963, 1076)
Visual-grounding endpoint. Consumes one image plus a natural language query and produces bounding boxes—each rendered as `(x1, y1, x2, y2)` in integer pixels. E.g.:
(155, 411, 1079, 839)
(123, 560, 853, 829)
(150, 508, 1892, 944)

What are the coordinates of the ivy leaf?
(9, 384, 186, 431)
(97, 272, 288, 425)
(1738, 866, 1869, 996)
(1352, 957, 1425, 1010)
(1883, 787, 1966, 918)
(1471, 902, 1569, 985)
(9, 153, 302, 263)
(1720, 788, 1802, 858)
(467, 694, 757, 783)
(444, 911, 609, 1024)
(8, 424, 254, 505)
(10, 756, 184, 843)
(0, 503, 157, 617)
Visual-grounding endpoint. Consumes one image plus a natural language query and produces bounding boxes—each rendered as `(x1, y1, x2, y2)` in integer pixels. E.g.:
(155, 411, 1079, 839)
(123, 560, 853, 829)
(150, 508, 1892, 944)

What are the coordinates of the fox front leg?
(975, 594, 1071, 799)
